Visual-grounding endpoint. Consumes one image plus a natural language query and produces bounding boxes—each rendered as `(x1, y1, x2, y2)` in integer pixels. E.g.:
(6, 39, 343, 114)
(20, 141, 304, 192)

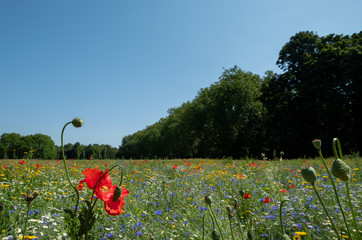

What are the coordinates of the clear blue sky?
(1, 0, 361, 148)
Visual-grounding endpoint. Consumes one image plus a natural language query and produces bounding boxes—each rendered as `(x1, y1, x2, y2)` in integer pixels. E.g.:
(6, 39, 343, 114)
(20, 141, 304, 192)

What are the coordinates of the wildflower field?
(0, 156, 361, 240)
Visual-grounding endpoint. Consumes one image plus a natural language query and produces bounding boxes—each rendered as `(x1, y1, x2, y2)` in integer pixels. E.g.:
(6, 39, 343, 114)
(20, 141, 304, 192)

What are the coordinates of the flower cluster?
(80, 168, 129, 215)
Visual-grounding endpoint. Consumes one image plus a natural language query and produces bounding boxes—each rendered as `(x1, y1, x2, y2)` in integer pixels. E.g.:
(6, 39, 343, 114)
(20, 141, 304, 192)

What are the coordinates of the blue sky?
(1, 0, 361, 148)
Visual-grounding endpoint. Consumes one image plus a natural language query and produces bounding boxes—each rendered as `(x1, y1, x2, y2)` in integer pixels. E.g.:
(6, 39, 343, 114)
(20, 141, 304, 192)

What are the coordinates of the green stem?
(22, 202, 30, 239)
(346, 181, 360, 240)
(317, 149, 352, 239)
(202, 212, 213, 240)
(210, 207, 225, 240)
(279, 200, 312, 240)
(312, 184, 341, 240)
(234, 201, 245, 239)
(332, 138, 343, 159)
(227, 211, 236, 240)
(61, 121, 80, 216)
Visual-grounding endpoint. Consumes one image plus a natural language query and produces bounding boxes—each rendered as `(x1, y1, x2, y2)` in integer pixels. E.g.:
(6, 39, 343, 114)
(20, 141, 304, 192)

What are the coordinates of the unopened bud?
(72, 117, 83, 128)
(205, 195, 212, 206)
(301, 166, 317, 185)
(113, 186, 122, 202)
(239, 189, 245, 197)
(331, 159, 351, 181)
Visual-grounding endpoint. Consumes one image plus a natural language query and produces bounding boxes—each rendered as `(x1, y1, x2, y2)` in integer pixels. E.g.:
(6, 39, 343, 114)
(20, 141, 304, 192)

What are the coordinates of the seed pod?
(205, 195, 212, 206)
(112, 186, 122, 202)
(301, 166, 317, 185)
(331, 159, 351, 181)
(312, 139, 321, 150)
(72, 117, 83, 128)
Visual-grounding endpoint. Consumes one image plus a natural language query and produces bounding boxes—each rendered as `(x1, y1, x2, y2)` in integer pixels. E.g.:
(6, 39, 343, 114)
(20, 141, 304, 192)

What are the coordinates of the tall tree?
(261, 31, 362, 157)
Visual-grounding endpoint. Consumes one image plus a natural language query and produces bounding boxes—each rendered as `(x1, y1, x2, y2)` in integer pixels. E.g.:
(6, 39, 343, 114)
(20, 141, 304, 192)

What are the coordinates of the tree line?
(0, 133, 118, 160)
(1, 31, 360, 160)
(118, 31, 362, 159)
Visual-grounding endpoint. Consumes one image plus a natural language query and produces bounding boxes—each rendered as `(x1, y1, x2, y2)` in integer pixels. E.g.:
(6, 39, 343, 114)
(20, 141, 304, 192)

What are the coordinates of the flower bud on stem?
(61, 119, 83, 216)
(313, 139, 352, 239)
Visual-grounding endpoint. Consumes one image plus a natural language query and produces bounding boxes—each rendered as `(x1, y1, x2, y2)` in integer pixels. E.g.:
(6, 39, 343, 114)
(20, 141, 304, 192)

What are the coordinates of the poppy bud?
(239, 189, 245, 197)
(301, 166, 317, 185)
(312, 139, 321, 150)
(72, 117, 83, 128)
(112, 186, 122, 202)
(205, 195, 212, 206)
(331, 159, 351, 181)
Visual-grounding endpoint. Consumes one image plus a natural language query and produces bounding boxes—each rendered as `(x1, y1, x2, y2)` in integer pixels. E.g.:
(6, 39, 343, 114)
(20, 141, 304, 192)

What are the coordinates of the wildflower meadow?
(0, 119, 361, 240)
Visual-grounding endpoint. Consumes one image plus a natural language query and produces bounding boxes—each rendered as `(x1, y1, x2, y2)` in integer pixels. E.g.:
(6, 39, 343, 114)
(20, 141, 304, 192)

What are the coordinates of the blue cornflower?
(155, 210, 163, 215)
(136, 231, 142, 236)
(107, 233, 114, 238)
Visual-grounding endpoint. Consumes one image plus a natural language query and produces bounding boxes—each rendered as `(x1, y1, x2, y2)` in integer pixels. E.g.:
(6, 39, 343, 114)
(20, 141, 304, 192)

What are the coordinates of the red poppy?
(172, 165, 178, 169)
(186, 162, 191, 166)
(18, 160, 25, 165)
(79, 168, 102, 189)
(103, 187, 129, 215)
(243, 193, 251, 199)
(35, 164, 42, 169)
(264, 197, 271, 203)
(280, 189, 288, 193)
(290, 185, 295, 188)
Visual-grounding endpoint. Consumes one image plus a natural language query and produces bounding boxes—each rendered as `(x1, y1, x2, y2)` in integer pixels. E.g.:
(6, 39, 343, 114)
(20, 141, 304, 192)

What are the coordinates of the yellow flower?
(19, 236, 38, 239)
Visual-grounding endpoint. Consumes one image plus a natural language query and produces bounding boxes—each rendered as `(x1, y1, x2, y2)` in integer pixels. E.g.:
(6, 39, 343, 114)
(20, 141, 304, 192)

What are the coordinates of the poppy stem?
(316, 148, 352, 239)
(279, 199, 312, 240)
(312, 184, 341, 240)
(201, 212, 213, 240)
(61, 121, 80, 216)
(209, 207, 225, 240)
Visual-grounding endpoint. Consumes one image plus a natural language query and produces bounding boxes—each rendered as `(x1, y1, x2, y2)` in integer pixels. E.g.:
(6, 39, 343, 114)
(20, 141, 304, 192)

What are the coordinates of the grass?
(0, 157, 361, 239)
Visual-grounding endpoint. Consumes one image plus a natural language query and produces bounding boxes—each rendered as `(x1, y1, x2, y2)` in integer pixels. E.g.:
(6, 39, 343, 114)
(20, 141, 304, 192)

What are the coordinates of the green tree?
(119, 66, 266, 159)
(261, 31, 362, 157)
(0, 133, 22, 159)
(31, 134, 57, 159)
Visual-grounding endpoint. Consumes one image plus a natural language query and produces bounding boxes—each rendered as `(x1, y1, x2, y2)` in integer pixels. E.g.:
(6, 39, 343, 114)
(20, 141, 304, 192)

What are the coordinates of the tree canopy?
(119, 31, 362, 159)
